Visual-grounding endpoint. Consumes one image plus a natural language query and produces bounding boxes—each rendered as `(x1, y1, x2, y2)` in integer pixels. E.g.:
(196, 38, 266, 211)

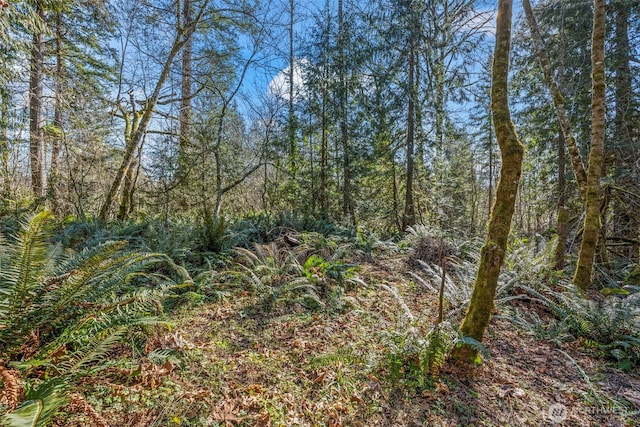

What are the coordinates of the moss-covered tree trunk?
(453, 0, 524, 363)
(573, 0, 606, 293)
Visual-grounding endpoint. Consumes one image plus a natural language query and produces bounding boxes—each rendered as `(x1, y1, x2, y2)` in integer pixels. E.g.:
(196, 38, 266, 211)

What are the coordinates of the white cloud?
(267, 58, 309, 102)
(462, 9, 496, 36)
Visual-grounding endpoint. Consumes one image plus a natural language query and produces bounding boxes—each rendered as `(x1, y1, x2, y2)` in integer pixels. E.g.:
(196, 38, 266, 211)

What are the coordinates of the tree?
(338, 0, 355, 224)
(175, 0, 193, 184)
(611, 0, 639, 261)
(29, 2, 46, 199)
(453, 0, 524, 363)
(402, 28, 417, 230)
(98, 0, 211, 223)
(573, 0, 606, 292)
(522, 0, 587, 200)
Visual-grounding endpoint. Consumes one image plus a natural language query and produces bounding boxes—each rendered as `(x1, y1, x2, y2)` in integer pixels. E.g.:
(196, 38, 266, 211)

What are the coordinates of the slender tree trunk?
(29, 3, 46, 199)
(391, 150, 401, 233)
(0, 91, 10, 197)
(487, 116, 493, 217)
(288, 0, 297, 184)
(555, 129, 568, 270)
(176, 0, 193, 184)
(453, 0, 524, 363)
(612, 2, 637, 260)
(573, 0, 606, 293)
(402, 40, 416, 230)
(415, 55, 426, 174)
(118, 158, 136, 220)
(320, 62, 328, 218)
(318, 1, 330, 219)
(50, 11, 64, 213)
(338, 0, 354, 224)
(522, 0, 587, 201)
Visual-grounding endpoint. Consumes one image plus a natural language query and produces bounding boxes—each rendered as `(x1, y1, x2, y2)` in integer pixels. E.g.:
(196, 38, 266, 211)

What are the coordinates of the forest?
(0, 0, 639, 425)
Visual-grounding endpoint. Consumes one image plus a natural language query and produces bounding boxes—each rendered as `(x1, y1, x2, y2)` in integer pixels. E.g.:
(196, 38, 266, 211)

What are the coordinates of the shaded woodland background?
(0, 0, 635, 247)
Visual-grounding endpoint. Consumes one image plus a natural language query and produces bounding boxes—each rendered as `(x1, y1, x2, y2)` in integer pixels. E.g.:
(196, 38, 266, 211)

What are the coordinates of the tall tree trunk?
(338, 0, 354, 224)
(118, 158, 136, 220)
(555, 129, 569, 270)
(522, 0, 587, 201)
(402, 40, 416, 230)
(50, 11, 64, 213)
(573, 0, 606, 293)
(320, 61, 328, 218)
(318, 1, 330, 219)
(454, 0, 524, 363)
(612, 1, 637, 260)
(487, 112, 494, 218)
(176, 0, 193, 184)
(0, 90, 10, 197)
(29, 3, 46, 199)
(288, 0, 297, 183)
(391, 150, 401, 233)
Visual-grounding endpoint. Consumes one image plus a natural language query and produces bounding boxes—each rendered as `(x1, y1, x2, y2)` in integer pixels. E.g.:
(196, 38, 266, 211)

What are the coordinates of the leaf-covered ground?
(55, 255, 640, 426)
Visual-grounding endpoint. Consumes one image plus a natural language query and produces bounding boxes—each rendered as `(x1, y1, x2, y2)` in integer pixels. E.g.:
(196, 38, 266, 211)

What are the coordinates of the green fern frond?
(57, 326, 128, 375)
(456, 333, 491, 361)
(1, 377, 67, 427)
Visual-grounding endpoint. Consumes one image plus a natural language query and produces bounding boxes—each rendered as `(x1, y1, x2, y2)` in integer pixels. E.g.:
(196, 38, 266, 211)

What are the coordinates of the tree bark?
(338, 0, 354, 224)
(573, 0, 606, 293)
(0, 90, 10, 197)
(29, 3, 46, 199)
(612, 1, 637, 260)
(320, 58, 328, 218)
(288, 0, 297, 182)
(50, 11, 64, 213)
(453, 0, 524, 363)
(402, 39, 416, 230)
(176, 0, 193, 184)
(555, 129, 568, 270)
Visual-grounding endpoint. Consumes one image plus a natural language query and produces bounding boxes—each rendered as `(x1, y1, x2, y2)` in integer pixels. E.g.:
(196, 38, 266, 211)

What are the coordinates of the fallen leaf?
(313, 370, 330, 384)
(210, 400, 243, 425)
(256, 411, 271, 427)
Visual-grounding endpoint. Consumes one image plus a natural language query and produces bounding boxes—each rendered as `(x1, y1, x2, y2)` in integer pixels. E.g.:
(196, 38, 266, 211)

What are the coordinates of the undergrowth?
(0, 211, 192, 426)
(227, 240, 365, 311)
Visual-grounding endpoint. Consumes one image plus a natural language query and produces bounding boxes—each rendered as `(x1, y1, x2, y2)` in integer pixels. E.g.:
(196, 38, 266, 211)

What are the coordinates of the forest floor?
(56, 254, 640, 427)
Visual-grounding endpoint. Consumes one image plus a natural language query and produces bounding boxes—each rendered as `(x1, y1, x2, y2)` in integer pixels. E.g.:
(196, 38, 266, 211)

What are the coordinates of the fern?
(0, 211, 189, 423)
(410, 257, 521, 318)
(1, 378, 67, 427)
(514, 281, 640, 369)
(455, 333, 491, 362)
(423, 323, 457, 376)
(231, 243, 333, 310)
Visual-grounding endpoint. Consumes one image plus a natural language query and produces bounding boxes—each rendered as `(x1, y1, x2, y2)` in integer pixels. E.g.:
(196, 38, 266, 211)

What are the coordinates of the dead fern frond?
(67, 392, 108, 427)
(0, 362, 23, 410)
